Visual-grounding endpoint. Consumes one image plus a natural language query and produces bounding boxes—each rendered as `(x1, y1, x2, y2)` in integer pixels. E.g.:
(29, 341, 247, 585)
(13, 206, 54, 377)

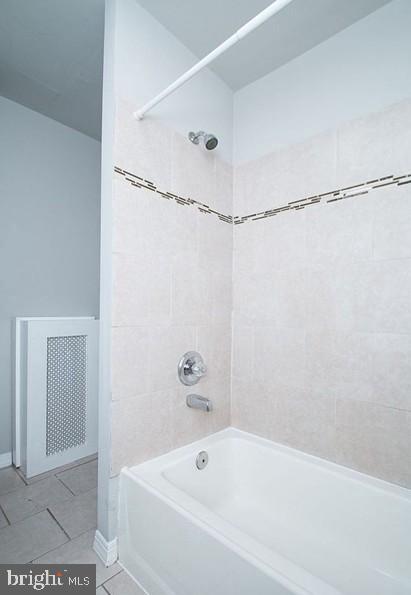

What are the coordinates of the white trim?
(93, 529, 118, 567)
(0, 452, 12, 469)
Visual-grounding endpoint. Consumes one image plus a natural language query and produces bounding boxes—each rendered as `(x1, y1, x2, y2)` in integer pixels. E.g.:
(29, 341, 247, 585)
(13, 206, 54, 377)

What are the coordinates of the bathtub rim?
(120, 427, 410, 595)
(126, 427, 411, 501)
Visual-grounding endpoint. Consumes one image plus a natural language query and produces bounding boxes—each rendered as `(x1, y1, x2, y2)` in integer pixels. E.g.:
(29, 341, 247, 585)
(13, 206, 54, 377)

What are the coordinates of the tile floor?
(0, 457, 145, 594)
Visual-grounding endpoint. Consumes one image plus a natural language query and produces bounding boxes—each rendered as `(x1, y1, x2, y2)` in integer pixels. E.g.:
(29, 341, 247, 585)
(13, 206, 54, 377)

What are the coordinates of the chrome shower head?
(188, 130, 218, 151)
(204, 133, 218, 150)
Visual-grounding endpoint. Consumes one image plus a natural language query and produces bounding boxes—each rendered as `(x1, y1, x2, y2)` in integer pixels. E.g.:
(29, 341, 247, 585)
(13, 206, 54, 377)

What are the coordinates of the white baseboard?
(0, 452, 12, 469)
(93, 530, 118, 567)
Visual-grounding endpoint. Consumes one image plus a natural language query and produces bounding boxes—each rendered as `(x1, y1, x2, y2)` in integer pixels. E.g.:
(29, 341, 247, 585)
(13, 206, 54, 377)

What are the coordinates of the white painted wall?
(234, 0, 411, 164)
(0, 96, 101, 457)
(114, 0, 233, 163)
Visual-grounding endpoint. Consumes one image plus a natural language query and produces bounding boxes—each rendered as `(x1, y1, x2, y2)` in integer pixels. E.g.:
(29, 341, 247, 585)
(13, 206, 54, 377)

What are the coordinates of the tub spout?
(186, 394, 212, 412)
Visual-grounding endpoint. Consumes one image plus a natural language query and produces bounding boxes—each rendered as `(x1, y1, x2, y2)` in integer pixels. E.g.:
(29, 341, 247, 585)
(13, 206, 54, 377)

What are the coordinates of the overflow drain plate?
(196, 450, 208, 470)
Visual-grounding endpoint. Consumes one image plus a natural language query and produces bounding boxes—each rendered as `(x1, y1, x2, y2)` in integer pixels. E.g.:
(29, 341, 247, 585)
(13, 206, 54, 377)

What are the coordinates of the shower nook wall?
(232, 100, 411, 487)
(111, 102, 232, 471)
(231, 0, 411, 487)
(97, 0, 233, 552)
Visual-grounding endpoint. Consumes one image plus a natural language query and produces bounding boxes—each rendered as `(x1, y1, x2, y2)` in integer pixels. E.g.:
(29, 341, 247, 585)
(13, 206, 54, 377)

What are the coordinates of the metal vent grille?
(46, 335, 87, 456)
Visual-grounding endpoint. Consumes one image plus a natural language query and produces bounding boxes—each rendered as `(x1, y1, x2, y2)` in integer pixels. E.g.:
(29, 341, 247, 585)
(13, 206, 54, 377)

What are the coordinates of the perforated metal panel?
(46, 335, 88, 456)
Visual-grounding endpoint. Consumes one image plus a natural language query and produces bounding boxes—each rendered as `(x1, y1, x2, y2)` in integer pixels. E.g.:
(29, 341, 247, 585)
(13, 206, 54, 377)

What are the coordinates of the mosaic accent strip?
(114, 166, 233, 224)
(233, 172, 411, 225)
(115, 166, 411, 227)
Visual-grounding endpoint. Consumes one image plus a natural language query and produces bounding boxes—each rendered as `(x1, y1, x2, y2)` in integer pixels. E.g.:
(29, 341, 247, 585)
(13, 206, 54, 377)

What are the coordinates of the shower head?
(188, 130, 218, 151)
(204, 133, 218, 150)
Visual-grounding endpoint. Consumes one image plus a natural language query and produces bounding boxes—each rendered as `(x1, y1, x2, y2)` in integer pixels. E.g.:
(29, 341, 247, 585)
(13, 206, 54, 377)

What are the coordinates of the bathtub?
(118, 428, 411, 595)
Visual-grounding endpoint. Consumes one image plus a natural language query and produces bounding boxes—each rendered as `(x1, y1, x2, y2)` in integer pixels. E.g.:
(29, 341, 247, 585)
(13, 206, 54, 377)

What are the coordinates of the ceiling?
(138, 0, 392, 90)
(0, 0, 104, 140)
(0, 0, 392, 138)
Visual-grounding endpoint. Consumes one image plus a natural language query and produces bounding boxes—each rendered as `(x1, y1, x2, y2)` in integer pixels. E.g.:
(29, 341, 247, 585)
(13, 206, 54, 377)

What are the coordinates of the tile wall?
(110, 98, 232, 475)
(110, 95, 411, 489)
(232, 99, 411, 487)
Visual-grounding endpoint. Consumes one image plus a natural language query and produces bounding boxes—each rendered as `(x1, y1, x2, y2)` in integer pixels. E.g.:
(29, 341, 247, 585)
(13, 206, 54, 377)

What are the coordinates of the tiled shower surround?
(111, 97, 411, 488)
(110, 98, 232, 474)
(233, 99, 411, 487)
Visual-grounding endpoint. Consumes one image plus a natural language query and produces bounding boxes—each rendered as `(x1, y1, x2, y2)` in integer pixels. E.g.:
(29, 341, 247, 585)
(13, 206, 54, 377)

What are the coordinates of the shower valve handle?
(189, 361, 207, 377)
(178, 351, 207, 386)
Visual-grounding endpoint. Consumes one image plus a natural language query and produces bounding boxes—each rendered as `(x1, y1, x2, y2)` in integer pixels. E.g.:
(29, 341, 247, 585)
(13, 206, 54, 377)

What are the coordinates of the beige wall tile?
(232, 100, 411, 486)
(270, 386, 336, 461)
(112, 251, 172, 327)
(215, 158, 233, 215)
(339, 259, 411, 334)
(171, 263, 212, 326)
(373, 185, 411, 260)
(336, 99, 411, 188)
(198, 215, 233, 274)
(305, 331, 373, 401)
(305, 198, 373, 266)
(112, 180, 149, 256)
(370, 333, 411, 411)
(115, 97, 172, 189)
(111, 391, 175, 474)
(234, 130, 337, 215)
(231, 377, 276, 437)
(259, 212, 307, 273)
(170, 131, 216, 207)
(232, 325, 254, 380)
(111, 326, 149, 400)
(147, 325, 197, 393)
(335, 399, 411, 487)
(255, 326, 306, 390)
(196, 324, 231, 384)
(303, 265, 343, 332)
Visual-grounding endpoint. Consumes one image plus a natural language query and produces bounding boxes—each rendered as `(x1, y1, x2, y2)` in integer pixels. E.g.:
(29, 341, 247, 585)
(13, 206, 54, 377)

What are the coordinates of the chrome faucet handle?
(178, 351, 207, 386)
(190, 361, 207, 377)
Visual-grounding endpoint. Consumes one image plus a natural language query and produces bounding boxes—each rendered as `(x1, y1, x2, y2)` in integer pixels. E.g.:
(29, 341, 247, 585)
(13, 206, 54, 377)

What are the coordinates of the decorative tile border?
(114, 166, 233, 224)
(233, 172, 411, 225)
(115, 166, 411, 228)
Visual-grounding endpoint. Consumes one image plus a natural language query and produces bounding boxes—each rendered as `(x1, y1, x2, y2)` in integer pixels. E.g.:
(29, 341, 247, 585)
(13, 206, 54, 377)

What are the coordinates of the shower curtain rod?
(133, 0, 295, 120)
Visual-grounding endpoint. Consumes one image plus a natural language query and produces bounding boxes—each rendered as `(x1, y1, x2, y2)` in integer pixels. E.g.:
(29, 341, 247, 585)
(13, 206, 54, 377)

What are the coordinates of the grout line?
(15, 468, 29, 486)
(335, 398, 411, 415)
(46, 508, 71, 541)
(100, 569, 124, 591)
(0, 502, 11, 526)
(30, 524, 99, 565)
(54, 476, 76, 496)
(16, 454, 97, 487)
(73, 485, 98, 497)
(53, 454, 98, 476)
(30, 535, 71, 564)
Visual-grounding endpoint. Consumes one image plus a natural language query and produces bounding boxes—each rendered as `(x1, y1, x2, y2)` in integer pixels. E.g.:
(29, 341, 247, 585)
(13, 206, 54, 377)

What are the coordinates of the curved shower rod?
(133, 0, 295, 120)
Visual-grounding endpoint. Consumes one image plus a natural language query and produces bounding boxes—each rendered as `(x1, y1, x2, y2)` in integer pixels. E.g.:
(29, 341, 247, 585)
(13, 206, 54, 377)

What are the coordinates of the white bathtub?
(118, 428, 411, 595)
